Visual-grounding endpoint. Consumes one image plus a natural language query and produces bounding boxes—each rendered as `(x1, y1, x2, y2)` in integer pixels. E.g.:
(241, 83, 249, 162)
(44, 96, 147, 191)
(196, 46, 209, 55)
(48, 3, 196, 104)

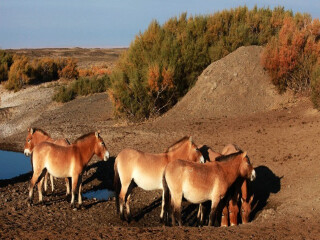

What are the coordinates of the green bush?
(109, 6, 293, 119)
(311, 66, 320, 109)
(53, 75, 110, 102)
(0, 50, 13, 82)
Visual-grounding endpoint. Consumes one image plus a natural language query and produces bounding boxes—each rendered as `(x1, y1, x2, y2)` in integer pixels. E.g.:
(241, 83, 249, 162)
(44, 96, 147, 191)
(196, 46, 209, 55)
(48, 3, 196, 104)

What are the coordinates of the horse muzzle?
(24, 149, 31, 156)
(250, 169, 256, 181)
(104, 151, 110, 161)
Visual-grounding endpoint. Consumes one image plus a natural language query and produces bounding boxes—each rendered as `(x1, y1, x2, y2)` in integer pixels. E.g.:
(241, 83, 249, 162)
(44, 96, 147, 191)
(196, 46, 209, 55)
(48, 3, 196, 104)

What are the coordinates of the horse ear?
(189, 136, 193, 143)
(249, 194, 254, 204)
(241, 151, 247, 159)
(95, 132, 100, 138)
(30, 128, 34, 135)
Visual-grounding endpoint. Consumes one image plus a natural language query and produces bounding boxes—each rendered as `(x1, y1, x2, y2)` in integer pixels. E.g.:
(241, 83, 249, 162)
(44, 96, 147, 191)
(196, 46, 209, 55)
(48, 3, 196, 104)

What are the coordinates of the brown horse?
(28, 132, 109, 208)
(114, 136, 204, 222)
(24, 128, 70, 194)
(163, 151, 256, 226)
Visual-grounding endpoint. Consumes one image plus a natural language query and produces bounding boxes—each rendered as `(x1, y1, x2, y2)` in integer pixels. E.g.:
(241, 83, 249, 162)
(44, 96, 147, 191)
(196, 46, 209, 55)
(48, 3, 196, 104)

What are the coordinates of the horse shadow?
(250, 165, 282, 221)
(82, 156, 116, 191)
(0, 171, 32, 188)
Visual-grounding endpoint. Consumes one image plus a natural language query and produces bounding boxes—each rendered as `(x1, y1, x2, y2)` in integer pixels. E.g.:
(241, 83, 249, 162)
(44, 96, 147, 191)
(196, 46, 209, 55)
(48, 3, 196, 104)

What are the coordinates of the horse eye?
(28, 139, 31, 143)
(241, 209, 245, 213)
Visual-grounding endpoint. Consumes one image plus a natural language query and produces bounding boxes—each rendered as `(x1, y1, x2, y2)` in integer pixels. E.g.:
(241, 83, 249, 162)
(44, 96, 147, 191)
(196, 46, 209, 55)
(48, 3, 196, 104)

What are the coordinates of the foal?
(163, 151, 256, 226)
(24, 128, 71, 194)
(114, 136, 204, 222)
(28, 132, 109, 208)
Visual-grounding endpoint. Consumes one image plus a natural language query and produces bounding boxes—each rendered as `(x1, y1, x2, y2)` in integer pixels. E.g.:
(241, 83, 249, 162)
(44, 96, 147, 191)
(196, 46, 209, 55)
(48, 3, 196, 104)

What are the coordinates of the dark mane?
(165, 136, 190, 153)
(33, 128, 50, 137)
(215, 150, 244, 162)
(74, 132, 96, 143)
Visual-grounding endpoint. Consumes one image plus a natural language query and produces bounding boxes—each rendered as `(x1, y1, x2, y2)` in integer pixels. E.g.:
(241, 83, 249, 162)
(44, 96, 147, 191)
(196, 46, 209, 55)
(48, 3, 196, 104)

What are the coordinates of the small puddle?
(83, 189, 115, 200)
(0, 150, 31, 180)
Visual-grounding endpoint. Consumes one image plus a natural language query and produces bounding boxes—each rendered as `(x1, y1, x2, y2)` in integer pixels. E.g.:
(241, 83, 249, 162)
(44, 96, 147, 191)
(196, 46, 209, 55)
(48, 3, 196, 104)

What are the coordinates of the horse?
(163, 150, 256, 226)
(114, 136, 204, 222)
(28, 132, 110, 208)
(24, 128, 71, 194)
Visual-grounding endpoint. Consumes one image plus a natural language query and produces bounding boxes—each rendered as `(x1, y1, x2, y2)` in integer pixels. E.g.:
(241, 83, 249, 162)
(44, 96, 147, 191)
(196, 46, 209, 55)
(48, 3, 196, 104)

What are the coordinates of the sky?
(1, 0, 320, 49)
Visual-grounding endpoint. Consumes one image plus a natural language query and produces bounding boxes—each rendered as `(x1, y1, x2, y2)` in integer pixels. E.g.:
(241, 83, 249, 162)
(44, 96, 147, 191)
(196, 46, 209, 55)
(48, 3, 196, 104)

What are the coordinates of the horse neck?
(218, 156, 242, 187)
(241, 179, 248, 199)
(166, 142, 190, 162)
(74, 137, 96, 166)
(34, 133, 51, 145)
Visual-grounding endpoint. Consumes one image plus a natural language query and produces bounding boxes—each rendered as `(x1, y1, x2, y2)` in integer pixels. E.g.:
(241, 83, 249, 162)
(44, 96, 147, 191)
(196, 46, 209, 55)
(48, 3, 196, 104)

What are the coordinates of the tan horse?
(163, 151, 256, 226)
(28, 132, 109, 208)
(24, 128, 70, 194)
(114, 136, 204, 222)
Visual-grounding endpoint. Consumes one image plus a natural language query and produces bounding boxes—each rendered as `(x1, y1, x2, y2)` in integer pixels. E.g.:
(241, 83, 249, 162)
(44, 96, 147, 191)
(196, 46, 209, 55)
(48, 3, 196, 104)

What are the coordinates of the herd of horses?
(24, 128, 256, 227)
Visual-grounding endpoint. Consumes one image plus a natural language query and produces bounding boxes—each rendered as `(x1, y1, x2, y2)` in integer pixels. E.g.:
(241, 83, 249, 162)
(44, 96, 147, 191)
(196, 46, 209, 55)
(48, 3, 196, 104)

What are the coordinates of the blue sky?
(1, 0, 320, 49)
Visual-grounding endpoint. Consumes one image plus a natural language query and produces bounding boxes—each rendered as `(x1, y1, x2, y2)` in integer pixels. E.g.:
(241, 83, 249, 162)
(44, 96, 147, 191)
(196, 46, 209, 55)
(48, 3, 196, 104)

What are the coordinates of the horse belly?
(183, 185, 209, 204)
(132, 169, 162, 191)
(45, 160, 70, 178)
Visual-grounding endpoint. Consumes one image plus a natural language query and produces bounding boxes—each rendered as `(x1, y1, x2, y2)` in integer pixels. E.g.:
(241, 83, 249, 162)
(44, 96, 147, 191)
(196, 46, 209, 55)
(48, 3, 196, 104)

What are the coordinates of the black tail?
(162, 170, 171, 225)
(114, 159, 121, 213)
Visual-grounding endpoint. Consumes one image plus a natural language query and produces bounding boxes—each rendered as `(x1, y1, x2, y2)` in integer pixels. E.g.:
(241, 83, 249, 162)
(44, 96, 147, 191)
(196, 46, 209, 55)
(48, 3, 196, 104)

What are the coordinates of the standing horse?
(163, 151, 256, 226)
(114, 136, 204, 222)
(24, 128, 71, 194)
(28, 132, 109, 208)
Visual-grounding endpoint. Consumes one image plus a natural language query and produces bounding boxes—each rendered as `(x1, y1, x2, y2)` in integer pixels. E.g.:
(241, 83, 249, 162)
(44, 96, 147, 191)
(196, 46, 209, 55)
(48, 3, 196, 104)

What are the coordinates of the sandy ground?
(1, 47, 320, 239)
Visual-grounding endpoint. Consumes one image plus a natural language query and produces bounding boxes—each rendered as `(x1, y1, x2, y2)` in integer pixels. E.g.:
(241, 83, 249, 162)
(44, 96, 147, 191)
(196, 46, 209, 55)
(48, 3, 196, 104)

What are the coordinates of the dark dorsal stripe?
(33, 128, 50, 137)
(74, 132, 96, 143)
(165, 136, 190, 153)
(215, 150, 243, 162)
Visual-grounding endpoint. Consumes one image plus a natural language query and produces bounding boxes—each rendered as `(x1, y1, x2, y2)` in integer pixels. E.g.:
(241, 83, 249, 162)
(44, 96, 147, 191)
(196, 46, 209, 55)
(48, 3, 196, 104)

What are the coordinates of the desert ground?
(0, 46, 320, 239)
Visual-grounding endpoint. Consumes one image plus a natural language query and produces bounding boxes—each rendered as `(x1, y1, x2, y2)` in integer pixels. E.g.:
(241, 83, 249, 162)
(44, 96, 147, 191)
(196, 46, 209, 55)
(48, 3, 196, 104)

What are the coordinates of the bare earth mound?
(165, 46, 291, 120)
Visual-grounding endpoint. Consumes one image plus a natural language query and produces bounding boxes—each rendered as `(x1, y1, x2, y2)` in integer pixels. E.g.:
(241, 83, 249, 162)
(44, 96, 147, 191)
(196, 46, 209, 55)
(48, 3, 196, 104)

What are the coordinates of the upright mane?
(215, 150, 244, 162)
(33, 128, 50, 137)
(74, 132, 96, 143)
(165, 136, 190, 153)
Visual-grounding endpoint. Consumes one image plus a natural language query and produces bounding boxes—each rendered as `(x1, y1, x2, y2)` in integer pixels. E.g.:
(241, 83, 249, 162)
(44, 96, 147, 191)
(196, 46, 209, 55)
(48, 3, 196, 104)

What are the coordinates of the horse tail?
(162, 169, 170, 225)
(114, 158, 121, 213)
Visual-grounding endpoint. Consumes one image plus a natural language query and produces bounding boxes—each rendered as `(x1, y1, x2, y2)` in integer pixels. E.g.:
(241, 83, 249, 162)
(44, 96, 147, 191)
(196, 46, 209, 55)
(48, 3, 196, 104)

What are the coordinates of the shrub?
(30, 58, 59, 83)
(0, 50, 13, 82)
(5, 55, 32, 91)
(262, 16, 320, 94)
(53, 74, 110, 102)
(109, 6, 293, 119)
(58, 58, 79, 79)
(311, 66, 320, 108)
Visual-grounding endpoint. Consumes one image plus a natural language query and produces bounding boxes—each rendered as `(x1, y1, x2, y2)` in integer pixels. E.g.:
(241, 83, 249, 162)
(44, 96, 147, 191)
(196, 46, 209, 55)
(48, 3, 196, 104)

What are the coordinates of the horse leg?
(208, 197, 220, 226)
(160, 189, 165, 222)
(65, 178, 70, 196)
(37, 169, 47, 204)
(44, 171, 48, 193)
(119, 180, 130, 221)
(77, 175, 83, 207)
(197, 204, 204, 226)
(171, 193, 182, 226)
(70, 175, 79, 209)
(28, 168, 44, 204)
(50, 174, 54, 192)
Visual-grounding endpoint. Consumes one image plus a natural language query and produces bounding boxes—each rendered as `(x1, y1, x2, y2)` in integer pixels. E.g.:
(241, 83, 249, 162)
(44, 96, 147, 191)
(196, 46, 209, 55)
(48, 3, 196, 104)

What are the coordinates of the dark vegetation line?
(1, 6, 320, 119)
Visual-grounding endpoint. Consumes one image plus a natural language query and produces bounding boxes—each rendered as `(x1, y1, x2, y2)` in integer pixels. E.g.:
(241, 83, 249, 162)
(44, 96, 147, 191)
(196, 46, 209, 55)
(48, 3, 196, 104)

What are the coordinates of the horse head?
(241, 194, 254, 224)
(239, 152, 256, 181)
(94, 131, 110, 161)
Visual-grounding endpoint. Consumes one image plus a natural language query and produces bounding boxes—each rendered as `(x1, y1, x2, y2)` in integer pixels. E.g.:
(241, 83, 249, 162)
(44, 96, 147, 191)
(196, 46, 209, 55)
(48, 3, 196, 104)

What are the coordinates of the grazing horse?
(163, 151, 256, 226)
(114, 136, 204, 222)
(28, 132, 110, 208)
(24, 128, 71, 194)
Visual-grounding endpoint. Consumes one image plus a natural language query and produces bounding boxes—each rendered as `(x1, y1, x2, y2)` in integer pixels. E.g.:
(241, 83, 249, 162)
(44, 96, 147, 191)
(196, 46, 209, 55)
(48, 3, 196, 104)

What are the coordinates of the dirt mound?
(165, 46, 291, 120)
